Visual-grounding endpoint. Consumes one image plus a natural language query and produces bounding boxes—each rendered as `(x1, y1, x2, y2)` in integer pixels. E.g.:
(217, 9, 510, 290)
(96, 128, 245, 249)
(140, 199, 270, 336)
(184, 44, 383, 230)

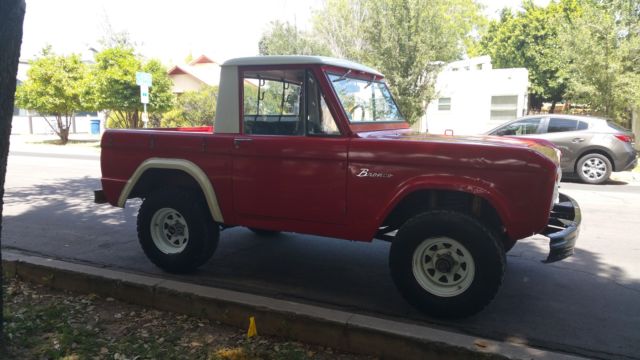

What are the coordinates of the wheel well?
(129, 168, 206, 201)
(575, 149, 615, 171)
(380, 190, 506, 242)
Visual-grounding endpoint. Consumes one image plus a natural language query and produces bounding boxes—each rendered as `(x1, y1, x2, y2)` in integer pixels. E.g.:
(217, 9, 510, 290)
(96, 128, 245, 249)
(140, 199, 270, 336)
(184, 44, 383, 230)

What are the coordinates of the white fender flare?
(117, 158, 224, 223)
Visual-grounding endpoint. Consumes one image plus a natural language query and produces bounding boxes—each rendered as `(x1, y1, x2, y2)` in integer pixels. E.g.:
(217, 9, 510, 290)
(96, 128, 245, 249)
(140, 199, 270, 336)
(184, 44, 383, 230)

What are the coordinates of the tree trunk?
(0, 0, 27, 346)
(549, 101, 557, 114)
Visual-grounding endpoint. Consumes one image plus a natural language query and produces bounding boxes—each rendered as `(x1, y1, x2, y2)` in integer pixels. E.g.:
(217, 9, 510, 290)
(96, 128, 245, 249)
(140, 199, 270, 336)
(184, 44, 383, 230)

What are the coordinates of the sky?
(20, 0, 550, 65)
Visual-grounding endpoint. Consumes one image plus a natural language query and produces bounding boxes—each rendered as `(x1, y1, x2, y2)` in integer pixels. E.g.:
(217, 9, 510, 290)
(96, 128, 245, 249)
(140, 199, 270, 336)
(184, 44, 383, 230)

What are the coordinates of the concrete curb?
(2, 251, 586, 360)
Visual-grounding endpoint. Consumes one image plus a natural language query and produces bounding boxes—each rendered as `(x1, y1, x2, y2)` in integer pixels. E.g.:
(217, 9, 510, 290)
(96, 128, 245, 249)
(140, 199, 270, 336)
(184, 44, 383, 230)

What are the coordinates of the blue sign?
(136, 72, 152, 87)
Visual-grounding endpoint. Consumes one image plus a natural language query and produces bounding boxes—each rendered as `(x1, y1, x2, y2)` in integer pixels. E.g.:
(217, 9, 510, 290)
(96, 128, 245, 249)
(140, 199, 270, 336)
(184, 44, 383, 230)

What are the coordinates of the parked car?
(487, 114, 638, 184)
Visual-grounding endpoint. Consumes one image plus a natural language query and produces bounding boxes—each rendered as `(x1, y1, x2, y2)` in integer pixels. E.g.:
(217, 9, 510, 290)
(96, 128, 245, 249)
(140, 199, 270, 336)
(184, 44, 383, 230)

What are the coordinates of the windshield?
(328, 73, 404, 123)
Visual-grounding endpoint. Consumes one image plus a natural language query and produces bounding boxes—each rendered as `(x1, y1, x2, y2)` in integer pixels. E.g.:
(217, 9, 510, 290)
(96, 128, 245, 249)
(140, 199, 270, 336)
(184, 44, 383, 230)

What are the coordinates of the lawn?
(2, 278, 372, 360)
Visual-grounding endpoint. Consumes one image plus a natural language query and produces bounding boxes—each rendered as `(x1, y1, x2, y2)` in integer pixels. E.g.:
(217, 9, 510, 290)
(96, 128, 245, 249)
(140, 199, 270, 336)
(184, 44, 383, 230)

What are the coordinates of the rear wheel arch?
(118, 158, 224, 223)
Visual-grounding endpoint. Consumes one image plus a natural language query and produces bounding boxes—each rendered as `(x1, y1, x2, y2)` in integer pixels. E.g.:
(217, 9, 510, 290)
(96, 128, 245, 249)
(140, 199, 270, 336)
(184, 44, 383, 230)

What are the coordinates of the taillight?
(614, 134, 634, 143)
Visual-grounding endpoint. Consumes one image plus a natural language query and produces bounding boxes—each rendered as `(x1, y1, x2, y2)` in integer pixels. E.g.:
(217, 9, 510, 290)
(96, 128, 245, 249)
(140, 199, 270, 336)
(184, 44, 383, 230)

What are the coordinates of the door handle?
(571, 138, 585, 143)
(233, 138, 253, 148)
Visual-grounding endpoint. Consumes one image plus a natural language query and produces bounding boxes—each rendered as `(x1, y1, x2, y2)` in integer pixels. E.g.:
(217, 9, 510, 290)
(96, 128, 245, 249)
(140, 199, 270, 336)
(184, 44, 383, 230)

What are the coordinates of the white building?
(419, 56, 529, 135)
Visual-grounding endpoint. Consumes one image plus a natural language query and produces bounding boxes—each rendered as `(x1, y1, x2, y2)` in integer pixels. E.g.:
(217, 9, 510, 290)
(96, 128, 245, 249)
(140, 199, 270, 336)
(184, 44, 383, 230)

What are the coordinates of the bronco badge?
(356, 168, 394, 178)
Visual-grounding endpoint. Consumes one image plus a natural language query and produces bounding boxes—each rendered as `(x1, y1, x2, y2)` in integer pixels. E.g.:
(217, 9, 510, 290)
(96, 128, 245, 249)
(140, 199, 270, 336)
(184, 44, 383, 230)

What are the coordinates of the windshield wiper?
(364, 74, 376, 88)
(333, 69, 352, 82)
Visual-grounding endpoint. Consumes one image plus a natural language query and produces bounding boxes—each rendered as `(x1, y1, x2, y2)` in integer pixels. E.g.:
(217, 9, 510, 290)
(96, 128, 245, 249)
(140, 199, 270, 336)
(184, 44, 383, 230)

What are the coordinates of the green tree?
(15, 49, 90, 144)
(362, 0, 484, 123)
(312, 0, 368, 61)
(258, 21, 331, 56)
(477, 1, 578, 112)
(162, 85, 218, 127)
(258, 0, 483, 125)
(90, 47, 174, 129)
(561, 0, 640, 126)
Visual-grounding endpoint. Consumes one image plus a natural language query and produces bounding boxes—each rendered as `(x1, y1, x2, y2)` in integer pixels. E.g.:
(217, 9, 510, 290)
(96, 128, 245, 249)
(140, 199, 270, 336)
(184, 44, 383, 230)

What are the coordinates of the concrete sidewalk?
(2, 250, 588, 360)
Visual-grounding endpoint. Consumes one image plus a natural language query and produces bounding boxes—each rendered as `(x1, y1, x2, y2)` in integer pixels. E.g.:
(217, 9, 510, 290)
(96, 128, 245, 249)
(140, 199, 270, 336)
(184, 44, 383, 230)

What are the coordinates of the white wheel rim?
(150, 208, 189, 254)
(581, 157, 607, 180)
(412, 237, 475, 297)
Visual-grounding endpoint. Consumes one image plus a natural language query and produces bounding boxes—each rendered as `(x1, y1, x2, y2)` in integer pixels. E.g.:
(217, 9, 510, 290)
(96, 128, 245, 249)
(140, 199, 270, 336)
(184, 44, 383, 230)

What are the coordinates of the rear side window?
(547, 118, 578, 133)
(577, 121, 589, 130)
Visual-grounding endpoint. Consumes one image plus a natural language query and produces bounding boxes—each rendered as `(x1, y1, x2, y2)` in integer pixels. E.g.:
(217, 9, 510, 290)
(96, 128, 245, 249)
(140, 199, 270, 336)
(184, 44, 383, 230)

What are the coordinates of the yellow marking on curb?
(247, 316, 258, 338)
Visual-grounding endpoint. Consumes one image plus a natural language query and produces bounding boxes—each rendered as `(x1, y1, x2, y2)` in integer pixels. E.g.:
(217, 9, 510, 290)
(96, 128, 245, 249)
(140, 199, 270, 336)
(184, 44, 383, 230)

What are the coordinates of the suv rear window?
(547, 118, 578, 133)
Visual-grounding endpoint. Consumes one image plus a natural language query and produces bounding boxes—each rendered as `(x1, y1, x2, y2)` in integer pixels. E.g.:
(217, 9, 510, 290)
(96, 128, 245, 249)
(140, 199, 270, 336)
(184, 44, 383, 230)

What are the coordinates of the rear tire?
(576, 153, 612, 184)
(137, 188, 219, 273)
(389, 211, 505, 318)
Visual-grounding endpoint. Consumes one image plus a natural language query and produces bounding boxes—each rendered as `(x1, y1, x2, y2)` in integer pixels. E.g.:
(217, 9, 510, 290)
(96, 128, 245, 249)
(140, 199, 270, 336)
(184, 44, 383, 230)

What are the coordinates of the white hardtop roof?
(222, 55, 383, 77)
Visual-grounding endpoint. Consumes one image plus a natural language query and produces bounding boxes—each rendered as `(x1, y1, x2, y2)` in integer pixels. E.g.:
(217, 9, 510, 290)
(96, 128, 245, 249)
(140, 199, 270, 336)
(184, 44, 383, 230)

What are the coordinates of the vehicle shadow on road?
(2, 177, 639, 359)
(458, 238, 640, 359)
(2, 176, 144, 265)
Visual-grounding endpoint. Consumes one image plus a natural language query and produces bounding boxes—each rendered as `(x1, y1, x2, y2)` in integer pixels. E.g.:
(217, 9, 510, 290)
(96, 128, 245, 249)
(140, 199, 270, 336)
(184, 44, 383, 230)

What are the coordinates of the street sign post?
(136, 72, 152, 127)
(140, 85, 149, 104)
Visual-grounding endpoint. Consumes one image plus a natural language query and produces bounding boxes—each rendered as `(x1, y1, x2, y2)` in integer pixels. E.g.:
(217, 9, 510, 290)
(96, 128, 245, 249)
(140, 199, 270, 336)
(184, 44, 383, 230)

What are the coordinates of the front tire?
(576, 153, 612, 184)
(137, 188, 219, 273)
(389, 211, 505, 318)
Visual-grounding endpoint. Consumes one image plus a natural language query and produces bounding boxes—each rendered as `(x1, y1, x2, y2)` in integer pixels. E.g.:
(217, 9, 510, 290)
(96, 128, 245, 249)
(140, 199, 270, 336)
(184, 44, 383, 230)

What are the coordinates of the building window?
(438, 97, 451, 111)
(490, 95, 518, 121)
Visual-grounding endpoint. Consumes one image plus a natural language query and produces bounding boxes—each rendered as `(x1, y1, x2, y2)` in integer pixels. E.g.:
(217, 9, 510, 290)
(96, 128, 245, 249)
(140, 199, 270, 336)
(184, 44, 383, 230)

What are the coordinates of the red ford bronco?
(96, 56, 581, 318)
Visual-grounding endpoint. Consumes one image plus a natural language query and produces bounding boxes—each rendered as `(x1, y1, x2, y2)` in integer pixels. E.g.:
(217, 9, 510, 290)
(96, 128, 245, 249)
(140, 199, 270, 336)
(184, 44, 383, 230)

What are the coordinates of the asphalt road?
(3, 150, 640, 360)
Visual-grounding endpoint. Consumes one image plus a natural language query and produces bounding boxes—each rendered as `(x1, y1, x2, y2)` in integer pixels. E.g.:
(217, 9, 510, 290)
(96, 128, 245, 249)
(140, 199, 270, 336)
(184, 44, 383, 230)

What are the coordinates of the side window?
(306, 71, 340, 136)
(547, 118, 578, 133)
(494, 118, 540, 136)
(242, 69, 304, 135)
(577, 121, 589, 130)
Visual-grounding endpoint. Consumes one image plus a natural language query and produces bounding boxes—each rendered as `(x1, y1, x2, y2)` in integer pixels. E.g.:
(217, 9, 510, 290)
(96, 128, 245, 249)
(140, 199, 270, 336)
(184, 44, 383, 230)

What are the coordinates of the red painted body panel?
(100, 63, 559, 245)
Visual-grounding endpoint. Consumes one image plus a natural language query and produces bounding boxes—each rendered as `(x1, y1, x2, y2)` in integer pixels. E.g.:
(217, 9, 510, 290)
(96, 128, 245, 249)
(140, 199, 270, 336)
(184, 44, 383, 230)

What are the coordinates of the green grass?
(2, 278, 367, 360)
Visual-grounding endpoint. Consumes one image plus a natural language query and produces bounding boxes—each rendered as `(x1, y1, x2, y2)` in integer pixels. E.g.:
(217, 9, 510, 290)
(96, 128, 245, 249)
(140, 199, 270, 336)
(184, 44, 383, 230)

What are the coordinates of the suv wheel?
(137, 188, 219, 273)
(389, 211, 505, 318)
(577, 153, 612, 184)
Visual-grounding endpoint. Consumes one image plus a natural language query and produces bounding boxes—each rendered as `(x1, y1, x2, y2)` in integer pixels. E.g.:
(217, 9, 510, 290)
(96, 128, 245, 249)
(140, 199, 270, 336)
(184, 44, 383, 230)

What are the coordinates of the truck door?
(232, 68, 348, 224)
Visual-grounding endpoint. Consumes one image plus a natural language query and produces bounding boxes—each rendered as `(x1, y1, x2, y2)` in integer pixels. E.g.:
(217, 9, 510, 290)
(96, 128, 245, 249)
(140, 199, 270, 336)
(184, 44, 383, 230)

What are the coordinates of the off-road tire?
(137, 188, 219, 273)
(389, 210, 505, 318)
(576, 153, 612, 184)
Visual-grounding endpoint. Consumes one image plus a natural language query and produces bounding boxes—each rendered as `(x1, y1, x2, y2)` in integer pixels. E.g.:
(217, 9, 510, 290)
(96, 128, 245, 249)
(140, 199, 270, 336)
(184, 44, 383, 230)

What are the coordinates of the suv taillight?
(614, 134, 634, 143)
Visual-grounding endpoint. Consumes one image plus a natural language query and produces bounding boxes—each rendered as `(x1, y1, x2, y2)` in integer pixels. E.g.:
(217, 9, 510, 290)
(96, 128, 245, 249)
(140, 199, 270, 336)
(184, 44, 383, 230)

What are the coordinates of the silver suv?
(487, 114, 638, 184)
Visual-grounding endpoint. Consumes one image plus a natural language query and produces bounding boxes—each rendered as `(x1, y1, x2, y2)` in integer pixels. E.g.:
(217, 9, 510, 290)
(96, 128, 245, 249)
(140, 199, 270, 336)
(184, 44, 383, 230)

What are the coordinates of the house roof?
(189, 54, 217, 65)
(167, 55, 221, 87)
(222, 56, 383, 77)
